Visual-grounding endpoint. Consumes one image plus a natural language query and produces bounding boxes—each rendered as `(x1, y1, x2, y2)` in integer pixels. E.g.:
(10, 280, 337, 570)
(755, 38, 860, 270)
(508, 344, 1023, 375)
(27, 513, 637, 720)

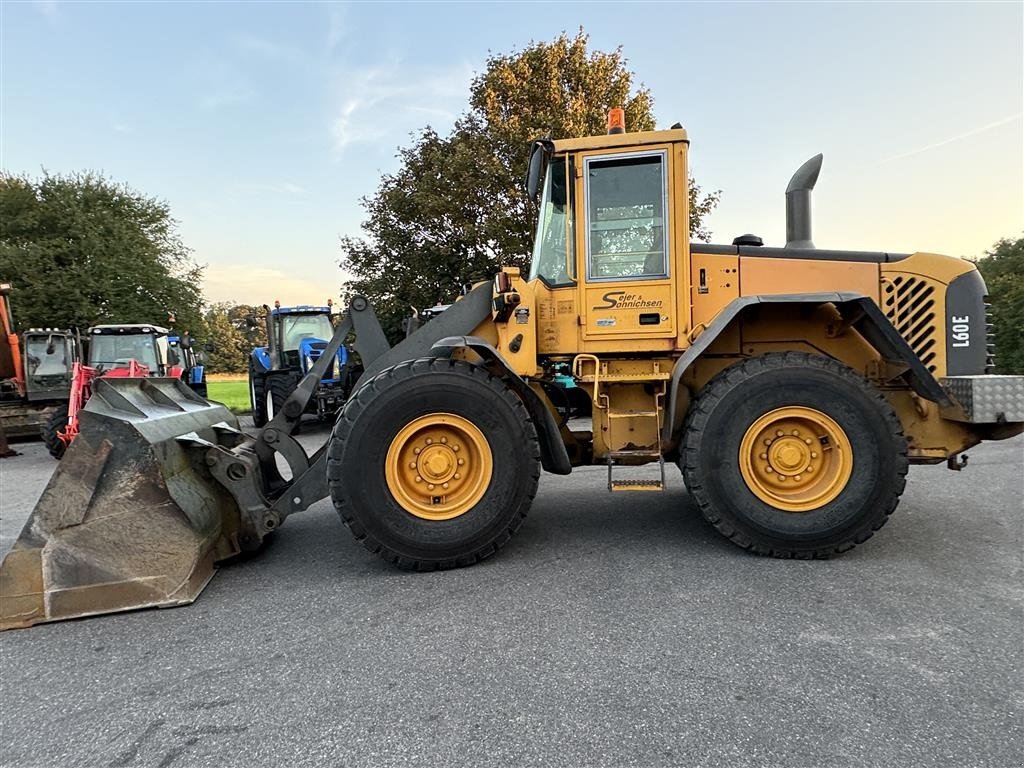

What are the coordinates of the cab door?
(576, 147, 678, 345)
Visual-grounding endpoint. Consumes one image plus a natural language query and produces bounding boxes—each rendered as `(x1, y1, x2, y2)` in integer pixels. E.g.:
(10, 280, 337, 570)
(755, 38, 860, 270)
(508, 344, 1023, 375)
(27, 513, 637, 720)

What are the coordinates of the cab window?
(585, 152, 668, 281)
(528, 157, 575, 287)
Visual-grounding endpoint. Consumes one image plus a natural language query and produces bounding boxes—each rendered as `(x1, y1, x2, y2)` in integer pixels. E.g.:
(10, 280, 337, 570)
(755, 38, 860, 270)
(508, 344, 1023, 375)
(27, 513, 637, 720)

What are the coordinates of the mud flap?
(0, 378, 244, 630)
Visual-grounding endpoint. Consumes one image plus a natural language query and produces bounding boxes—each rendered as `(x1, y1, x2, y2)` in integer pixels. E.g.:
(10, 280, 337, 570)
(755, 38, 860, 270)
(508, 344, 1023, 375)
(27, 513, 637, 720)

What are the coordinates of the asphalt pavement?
(0, 424, 1021, 768)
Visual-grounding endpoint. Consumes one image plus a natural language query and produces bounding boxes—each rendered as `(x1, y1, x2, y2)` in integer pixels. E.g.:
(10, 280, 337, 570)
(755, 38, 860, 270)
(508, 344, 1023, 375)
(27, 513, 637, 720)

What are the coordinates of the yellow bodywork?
(466, 129, 997, 467)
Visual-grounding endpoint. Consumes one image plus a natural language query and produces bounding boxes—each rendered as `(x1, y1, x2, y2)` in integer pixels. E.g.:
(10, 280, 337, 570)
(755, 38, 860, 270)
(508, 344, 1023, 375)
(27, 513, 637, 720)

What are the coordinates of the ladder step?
(607, 411, 659, 419)
(610, 479, 664, 492)
(608, 450, 663, 460)
(575, 372, 671, 382)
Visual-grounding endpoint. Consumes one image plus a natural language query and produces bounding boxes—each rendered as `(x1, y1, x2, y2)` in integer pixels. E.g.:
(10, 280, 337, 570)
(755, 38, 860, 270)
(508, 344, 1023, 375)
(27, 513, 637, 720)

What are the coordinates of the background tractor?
(2, 113, 1021, 630)
(168, 333, 209, 398)
(248, 302, 353, 427)
(42, 323, 185, 459)
(0, 282, 77, 454)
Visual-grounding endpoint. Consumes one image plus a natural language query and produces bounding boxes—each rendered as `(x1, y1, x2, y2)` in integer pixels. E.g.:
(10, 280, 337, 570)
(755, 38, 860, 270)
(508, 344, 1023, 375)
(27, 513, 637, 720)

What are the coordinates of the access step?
(609, 479, 665, 492)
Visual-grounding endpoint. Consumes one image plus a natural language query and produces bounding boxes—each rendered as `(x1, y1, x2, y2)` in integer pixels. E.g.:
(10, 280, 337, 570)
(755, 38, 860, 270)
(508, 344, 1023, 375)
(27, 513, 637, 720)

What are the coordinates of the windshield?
(528, 156, 575, 287)
(25, 335, 72, 378)
(279, 313, 334, 351)
(89, 334, 159, 372)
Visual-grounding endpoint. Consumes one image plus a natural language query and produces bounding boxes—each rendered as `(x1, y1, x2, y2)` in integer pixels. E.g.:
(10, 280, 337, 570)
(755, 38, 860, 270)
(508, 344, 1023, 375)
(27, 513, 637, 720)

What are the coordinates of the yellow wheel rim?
(738, 406, 853, 513)
(385, 413, 493, 521)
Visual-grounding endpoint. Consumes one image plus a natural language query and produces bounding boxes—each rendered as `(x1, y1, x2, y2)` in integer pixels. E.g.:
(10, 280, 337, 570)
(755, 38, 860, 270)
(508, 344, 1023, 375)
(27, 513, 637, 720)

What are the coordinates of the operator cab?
(526, 120, 687, 352)
(22, 329, 76, 401)
(87, 324, 172, 374)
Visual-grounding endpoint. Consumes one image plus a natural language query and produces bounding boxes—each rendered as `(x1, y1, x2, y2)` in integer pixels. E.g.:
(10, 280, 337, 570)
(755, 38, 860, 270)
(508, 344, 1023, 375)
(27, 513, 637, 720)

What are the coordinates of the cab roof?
(551, 127, 688, 154)
(271, 305, 332, 315)
(89, 324, 170, 335)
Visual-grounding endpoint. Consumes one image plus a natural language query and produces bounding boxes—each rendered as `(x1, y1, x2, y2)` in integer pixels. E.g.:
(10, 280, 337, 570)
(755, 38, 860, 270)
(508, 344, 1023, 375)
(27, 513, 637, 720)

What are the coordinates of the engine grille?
(882, 275, 941, 374)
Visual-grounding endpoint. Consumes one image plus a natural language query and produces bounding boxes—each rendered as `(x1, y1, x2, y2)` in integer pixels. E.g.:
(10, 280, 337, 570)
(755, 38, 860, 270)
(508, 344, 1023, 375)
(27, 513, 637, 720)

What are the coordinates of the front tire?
(327, 358, 540, 570)
(43, 404, 70, 460)
(680, 352, 908, 558)
(250, 363, 268, 427)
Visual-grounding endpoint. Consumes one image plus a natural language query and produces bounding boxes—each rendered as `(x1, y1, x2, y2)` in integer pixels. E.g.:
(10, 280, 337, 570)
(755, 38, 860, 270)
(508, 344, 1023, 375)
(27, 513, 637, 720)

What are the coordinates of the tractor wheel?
(680, 352, 908, 558)
(43, 404, 70, 461)
(250, 365, 268, 427)
(327, 357, 540, 570)
(266, 374, 295, 424)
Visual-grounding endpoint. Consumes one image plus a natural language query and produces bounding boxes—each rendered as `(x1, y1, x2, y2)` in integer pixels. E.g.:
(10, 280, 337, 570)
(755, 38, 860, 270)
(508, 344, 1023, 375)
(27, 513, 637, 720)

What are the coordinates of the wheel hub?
(739, 407, 852, 512)
(385, 413, 492, 521)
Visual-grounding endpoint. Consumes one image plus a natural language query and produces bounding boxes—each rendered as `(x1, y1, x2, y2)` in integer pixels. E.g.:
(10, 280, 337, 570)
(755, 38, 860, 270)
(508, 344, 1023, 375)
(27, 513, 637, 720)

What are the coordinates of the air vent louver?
(882, 275, 941, 374)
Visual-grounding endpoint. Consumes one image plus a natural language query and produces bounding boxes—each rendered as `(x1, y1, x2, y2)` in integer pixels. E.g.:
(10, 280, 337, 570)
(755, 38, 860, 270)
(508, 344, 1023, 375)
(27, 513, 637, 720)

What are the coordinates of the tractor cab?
(22, 328, 77, 401)
(265, 305, 341, 373)
(87, 324, 177, 376)
(248, 303, 351, 426)
(168, 334, 209, 397)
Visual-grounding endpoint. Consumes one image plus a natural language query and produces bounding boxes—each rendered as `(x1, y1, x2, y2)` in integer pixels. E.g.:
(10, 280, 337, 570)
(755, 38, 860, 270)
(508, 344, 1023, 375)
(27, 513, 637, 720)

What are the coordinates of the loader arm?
(200, 286, 494, 552)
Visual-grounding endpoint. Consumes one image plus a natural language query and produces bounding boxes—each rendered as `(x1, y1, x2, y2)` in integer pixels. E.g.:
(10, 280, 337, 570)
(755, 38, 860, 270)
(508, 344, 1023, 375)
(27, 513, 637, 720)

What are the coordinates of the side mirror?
(204, 342, 215, 353)
(194, 351, 206, 364)
(245, 316, 258, 329)
(525, 140, 553, 204)
(179, 334, 193, 349)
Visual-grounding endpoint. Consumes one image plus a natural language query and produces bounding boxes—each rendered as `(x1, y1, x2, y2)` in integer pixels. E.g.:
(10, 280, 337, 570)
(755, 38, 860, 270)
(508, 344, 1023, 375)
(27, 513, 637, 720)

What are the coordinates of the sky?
(2, 0, 1022, 306)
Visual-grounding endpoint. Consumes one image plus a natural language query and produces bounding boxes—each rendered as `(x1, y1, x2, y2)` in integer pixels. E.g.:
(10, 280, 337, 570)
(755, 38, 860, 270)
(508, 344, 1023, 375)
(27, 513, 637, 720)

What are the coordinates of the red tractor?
(44, 324, 185, 459)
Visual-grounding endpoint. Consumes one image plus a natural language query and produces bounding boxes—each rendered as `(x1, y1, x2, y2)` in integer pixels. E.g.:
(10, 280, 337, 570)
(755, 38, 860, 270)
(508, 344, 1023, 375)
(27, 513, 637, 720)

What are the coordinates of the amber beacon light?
(607, 108, 625, 134)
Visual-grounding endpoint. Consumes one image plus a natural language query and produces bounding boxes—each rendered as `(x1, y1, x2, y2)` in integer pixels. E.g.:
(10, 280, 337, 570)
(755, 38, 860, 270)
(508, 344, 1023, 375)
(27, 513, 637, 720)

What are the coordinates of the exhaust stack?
(785, 154, 823, 249)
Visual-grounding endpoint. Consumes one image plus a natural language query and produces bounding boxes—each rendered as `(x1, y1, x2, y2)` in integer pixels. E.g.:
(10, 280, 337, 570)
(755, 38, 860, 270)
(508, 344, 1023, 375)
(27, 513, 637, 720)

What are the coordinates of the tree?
(340, 31, 720, 341)
(0, 171, 205, 336)
(202, 303, 265, 374)
(975, 236, 1024, 374)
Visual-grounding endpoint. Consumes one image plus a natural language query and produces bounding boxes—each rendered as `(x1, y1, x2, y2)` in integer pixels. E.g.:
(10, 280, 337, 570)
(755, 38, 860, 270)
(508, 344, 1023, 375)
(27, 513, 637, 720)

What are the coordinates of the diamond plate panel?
(940, 375, 1024, 423)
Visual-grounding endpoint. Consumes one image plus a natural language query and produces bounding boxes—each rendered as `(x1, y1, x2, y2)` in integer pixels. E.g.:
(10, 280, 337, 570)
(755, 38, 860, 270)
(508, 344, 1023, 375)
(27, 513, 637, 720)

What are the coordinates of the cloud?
(876, 114, 1022, 165)
(200, 88, 256, 111)
(34, 0, 59, 21)
(330, 60, 473, 154)
(203, 264, 334, 306)
(326, 5, 347, 51)
(227, 181, 308, 197)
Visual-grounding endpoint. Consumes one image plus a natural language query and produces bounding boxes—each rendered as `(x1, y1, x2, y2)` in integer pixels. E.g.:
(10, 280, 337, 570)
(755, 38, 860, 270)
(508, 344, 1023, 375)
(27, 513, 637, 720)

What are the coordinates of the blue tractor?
(248, 302, 352, 428)
(168, 334, 208, 398)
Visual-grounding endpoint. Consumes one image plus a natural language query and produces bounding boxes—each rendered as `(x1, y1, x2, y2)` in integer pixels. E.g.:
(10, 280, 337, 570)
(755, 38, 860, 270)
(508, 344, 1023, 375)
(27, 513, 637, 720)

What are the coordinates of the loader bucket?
(0, 378, 243, 630)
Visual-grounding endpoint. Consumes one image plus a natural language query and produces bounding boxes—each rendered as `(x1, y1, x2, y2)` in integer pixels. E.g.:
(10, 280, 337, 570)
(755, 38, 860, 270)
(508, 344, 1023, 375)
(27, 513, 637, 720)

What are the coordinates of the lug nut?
(415, 476, 422, 483)
(409, 462, 417, 469)
(794, 475, 802, 481)
(427, 484, 435, 490)
(442, 483, 449, 489)
(776, 430, 784, 437)
(792, 430, 799, 436)
(764, 439, 772, 446)
(811, 452, 818, 459)
(440, 437, 447, 444)
(457, 458, 465, 466)
(426, 438, 433, 445)
(453, 445, 460, 452)
(453, 473, 460, 480)
(414, 447, 421, 455)
(805, 438, 812, 445)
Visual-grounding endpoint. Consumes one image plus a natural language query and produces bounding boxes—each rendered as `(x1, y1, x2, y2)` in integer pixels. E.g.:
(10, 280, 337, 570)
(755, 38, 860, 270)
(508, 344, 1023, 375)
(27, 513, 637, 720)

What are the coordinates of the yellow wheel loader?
(2, 113, 1021, 629)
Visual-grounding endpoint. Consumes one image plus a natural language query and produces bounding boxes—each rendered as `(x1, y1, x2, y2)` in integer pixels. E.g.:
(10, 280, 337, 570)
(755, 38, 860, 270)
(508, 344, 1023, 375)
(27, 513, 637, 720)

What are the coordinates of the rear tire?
(327, 358, 540, 570)
(680, 352, 908, 558)
(250, 364, 268, 427)
(43, 404, 70, 460)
